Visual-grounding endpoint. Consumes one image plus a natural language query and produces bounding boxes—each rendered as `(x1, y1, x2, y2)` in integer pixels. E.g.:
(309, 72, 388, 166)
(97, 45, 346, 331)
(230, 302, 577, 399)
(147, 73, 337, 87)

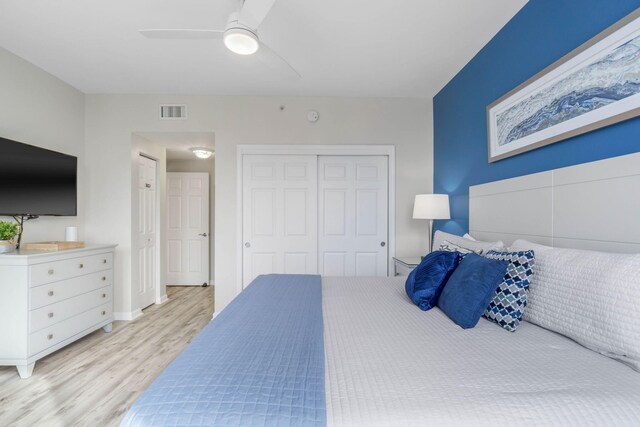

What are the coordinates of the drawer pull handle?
(101, 310, 106, 316)
(48, 290, 54, 296)
(48, 312, 54, 318)
(102, 293, 106, 298)
(47, 334, 53, 340)
(48, 269, 54, 275)
(79, 263, 84, 269)
(102, 276, 106, 281)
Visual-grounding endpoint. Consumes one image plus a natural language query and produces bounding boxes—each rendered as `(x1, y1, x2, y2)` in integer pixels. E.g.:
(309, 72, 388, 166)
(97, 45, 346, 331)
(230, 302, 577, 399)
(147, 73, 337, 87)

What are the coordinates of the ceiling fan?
(139, 0, 300, 78)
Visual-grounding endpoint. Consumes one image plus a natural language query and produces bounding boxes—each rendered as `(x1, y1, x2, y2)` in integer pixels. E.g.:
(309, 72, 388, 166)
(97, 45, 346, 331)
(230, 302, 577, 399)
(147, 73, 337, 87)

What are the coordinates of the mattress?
(120, 274, 326, 427)
(323, 276, 640, 426)
(123, 274, 640, 426)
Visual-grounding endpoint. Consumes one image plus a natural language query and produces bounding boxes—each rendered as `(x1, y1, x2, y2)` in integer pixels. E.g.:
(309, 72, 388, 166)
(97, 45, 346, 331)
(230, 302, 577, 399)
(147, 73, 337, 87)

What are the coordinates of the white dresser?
(0, 244, 116, 378)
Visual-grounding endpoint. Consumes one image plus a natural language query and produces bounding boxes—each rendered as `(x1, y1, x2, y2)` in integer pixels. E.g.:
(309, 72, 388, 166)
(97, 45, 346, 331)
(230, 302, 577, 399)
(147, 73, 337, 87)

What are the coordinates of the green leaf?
(0, 220, 19, 241)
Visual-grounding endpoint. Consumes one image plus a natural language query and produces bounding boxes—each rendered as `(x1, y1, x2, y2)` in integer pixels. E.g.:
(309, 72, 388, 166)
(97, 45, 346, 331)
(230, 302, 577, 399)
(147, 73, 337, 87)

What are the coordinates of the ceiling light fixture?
(190, 147, 214, 159)
(223, 27, 260, 55)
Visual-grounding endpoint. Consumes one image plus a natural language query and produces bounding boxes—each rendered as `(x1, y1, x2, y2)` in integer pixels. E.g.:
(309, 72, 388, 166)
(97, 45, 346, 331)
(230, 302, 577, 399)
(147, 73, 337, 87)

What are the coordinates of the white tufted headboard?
(469, 152, 640, 253)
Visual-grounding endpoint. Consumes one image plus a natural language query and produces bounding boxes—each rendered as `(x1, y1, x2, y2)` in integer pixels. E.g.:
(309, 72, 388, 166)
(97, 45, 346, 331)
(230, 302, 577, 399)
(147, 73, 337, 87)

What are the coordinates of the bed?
(122, 153, 640, 426)
(121, 272, 640, 426)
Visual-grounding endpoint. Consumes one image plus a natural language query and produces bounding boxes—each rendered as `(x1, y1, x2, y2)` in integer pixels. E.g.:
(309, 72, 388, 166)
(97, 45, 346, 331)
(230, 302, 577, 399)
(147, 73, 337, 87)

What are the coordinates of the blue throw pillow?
(405, 250, 460, 311)
(483, 250, 535, 332)
(437, 253, 509, 329)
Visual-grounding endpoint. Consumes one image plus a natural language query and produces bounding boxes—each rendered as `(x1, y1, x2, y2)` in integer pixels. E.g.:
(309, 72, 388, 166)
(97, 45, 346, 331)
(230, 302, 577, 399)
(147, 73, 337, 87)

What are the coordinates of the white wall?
(84, 95, 433, 315)
(166, 158, 215, 282)
(0, 47, 85, 242)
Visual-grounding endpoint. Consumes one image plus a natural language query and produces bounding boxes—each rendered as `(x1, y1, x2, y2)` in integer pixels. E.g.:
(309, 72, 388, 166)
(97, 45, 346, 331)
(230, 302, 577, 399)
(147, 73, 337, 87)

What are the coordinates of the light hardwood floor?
(0, 286, 214, 427)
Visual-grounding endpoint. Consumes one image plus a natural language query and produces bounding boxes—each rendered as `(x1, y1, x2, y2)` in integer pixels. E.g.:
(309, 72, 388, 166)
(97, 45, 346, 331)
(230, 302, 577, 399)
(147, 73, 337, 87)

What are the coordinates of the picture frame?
(487, 8, 640, 162)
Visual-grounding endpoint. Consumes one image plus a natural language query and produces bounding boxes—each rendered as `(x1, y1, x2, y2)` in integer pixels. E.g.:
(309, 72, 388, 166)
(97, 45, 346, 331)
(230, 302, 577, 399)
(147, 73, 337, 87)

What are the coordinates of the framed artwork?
(487, 8, 640, 162)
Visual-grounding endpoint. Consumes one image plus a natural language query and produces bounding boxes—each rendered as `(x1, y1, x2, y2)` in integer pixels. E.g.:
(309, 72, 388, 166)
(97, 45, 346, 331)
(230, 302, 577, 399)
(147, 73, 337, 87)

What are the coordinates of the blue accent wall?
(433, 0, 640, 235)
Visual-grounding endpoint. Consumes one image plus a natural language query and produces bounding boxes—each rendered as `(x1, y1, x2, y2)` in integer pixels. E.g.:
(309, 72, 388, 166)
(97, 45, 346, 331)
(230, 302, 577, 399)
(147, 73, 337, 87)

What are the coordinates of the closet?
(242, 153, 389, 286)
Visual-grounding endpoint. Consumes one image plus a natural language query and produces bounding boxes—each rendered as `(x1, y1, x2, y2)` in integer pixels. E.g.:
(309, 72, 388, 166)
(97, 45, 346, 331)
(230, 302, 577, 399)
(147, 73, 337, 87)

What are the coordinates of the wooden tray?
(20, 241, 86, 251)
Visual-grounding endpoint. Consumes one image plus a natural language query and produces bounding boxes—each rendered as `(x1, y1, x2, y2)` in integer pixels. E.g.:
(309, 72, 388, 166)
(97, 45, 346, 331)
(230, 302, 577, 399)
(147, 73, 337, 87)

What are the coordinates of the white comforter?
(323, 277, 640, 426)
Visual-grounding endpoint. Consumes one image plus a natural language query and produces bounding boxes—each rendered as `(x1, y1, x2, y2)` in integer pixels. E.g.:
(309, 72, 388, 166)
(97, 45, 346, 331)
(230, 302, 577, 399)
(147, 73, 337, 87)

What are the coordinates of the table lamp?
(413, 194, 450, 253)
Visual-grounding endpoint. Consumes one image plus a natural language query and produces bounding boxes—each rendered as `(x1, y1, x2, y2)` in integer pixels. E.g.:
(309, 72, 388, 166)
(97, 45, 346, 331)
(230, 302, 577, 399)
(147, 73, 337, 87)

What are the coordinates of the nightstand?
(393, 256, 422, 276)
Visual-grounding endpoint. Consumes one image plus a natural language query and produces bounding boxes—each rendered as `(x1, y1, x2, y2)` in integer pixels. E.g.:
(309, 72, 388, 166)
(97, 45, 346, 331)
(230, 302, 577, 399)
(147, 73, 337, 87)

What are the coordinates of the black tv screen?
(0, 137, 77, 216)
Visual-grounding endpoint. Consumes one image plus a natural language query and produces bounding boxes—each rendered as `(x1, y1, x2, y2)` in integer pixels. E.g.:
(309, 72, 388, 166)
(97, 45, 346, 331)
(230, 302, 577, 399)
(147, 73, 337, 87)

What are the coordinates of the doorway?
(132, 131, 215, 317)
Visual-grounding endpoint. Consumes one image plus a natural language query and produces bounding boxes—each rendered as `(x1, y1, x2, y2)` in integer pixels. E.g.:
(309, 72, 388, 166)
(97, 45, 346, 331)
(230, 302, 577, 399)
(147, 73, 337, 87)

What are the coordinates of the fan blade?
(139, 29, 224, 40)
(238, 0, 276, 30)
(256, 41, 301, 79)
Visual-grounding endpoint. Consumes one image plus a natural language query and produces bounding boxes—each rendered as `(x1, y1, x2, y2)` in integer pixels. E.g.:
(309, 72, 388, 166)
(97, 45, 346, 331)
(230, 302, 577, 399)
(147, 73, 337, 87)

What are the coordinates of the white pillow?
(463, 233, 477, 241)
(432, 230, 503, 254)
(438, 240, 476, 254)
(510, 239, 640, 372)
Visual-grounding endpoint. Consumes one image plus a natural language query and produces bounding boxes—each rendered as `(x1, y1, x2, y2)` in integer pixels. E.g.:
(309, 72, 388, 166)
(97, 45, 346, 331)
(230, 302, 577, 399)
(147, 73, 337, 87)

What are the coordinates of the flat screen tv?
(0, 137, 77, 216)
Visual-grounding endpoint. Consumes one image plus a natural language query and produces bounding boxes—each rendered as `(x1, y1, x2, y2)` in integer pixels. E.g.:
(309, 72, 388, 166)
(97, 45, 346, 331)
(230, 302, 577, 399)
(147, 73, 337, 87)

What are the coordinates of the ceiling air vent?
(159, 104, 187, 120)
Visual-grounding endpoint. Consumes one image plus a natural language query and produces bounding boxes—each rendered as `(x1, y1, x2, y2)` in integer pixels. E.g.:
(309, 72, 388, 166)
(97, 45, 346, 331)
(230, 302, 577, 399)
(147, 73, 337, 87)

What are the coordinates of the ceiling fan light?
(223, 27, 260, 55)
(190, 147, 214, 159)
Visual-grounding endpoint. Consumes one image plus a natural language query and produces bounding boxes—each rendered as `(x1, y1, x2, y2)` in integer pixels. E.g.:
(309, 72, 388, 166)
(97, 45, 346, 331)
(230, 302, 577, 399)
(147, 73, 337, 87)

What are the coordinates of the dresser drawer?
(30, 270, 113, 309)
(29, 302, 112, 356)
(30, 286, 112, 333)
(30, 253, 113, 287)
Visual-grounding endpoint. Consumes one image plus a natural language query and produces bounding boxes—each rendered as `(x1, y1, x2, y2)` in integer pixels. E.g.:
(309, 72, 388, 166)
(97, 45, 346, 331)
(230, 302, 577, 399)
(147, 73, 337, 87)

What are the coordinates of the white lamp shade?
(412, 194, 450, 220)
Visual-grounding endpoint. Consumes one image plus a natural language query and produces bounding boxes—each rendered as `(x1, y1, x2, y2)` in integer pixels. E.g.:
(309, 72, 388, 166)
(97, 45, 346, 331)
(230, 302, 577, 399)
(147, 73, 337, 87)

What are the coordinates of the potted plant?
(0, 220, 19, 254)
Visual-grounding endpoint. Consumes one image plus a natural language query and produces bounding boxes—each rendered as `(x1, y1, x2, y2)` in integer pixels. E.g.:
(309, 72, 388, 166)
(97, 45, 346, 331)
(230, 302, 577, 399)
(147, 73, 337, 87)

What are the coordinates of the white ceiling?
(138, 132, 215, 160)
(166, 148, 214, 161)
(0, 0, 527, 98)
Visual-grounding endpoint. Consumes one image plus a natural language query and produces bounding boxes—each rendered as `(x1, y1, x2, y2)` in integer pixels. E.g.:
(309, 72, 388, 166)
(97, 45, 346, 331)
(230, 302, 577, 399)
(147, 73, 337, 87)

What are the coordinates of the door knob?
(245, 242, 251, 248)
(199, 233, 208, 237)
(380, 242, 386, 247)
(145, 183, 151, 188)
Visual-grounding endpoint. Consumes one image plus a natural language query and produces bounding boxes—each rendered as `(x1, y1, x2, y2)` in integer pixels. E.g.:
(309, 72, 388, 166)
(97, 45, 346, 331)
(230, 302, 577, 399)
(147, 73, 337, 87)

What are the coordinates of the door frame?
(236, 145, 396, 295)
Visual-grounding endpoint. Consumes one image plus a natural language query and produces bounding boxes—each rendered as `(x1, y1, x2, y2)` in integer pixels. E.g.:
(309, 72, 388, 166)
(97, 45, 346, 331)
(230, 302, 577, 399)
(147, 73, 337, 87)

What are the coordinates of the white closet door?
(166, 173, 210, 285)
(138, 155, 157, 309)
(242, 155, 318, 287)
(319, 156, 388, 277)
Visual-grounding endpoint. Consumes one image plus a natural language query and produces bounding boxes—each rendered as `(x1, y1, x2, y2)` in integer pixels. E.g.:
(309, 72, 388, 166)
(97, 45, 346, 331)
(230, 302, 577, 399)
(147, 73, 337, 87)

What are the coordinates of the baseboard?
(166, 281, 214, 287)
(166, 283, 204, 287)
(113, 309, 144, 321)
(211, 311, 219, 321)
(155, 294, 168, 305)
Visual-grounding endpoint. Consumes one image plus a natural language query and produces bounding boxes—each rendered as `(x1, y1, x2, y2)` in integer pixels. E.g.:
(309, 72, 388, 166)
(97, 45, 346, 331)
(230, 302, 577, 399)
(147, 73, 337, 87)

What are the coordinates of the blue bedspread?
(120, 274, 326, 427)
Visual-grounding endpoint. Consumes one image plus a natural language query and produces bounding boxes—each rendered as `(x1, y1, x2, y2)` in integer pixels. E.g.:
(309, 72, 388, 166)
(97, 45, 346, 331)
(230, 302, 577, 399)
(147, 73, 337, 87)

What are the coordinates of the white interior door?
(166, 172, 210, 285)
(138, 155, 157, 309)
(319, 156, 388, 276)
(242, 155, 318, 287)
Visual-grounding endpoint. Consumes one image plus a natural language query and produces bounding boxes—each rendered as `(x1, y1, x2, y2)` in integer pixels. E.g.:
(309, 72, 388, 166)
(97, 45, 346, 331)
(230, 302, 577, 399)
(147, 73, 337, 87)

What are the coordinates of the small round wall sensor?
(279, 105, 286, 111)
(307, 110, 319, 123)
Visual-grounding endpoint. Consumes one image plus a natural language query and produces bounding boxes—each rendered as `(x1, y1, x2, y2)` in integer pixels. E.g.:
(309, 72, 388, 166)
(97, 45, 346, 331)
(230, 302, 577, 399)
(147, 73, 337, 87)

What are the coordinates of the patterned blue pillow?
(483, 250, 535, 332)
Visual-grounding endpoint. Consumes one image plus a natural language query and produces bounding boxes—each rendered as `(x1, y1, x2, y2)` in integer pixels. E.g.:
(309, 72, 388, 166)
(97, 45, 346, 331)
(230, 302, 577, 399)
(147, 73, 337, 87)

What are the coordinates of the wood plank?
(20, 241, 86, 251)
(0, 286, 214, 426)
